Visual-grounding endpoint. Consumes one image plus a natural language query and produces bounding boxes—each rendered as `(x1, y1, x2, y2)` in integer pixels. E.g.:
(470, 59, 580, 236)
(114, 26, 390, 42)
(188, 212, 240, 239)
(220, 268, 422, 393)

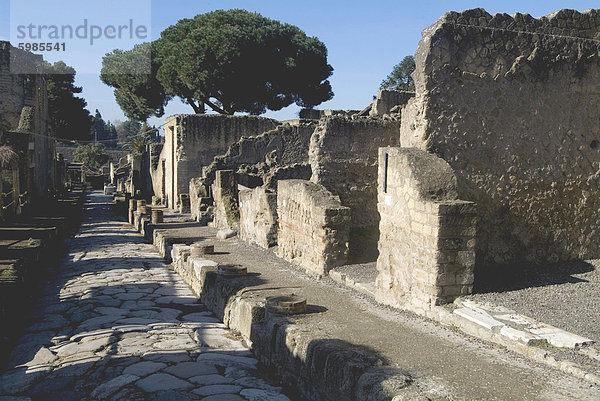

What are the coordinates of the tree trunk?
(204, 98, 233, 115)
(187, 98, 205, 114)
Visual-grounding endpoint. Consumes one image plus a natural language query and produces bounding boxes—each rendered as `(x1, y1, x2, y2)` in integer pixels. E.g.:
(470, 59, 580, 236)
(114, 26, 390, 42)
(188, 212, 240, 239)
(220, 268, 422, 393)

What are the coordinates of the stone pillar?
(239, 186, 278, 248)
(212, 170, 238, 229)
(375, 147, 476, 315)
(151, 209, 163, 224)
(128, 199, 137, 225)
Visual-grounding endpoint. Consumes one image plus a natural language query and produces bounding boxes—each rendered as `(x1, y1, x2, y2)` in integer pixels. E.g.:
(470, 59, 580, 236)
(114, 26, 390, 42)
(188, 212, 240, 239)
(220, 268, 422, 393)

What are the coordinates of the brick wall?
(277, 179, 350, 277)
(376, 147, 476, 313)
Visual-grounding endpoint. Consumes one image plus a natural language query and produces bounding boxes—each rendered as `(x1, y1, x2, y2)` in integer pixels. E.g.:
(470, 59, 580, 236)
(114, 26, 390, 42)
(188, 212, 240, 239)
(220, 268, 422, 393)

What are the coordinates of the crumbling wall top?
(415, 8, 600, 93)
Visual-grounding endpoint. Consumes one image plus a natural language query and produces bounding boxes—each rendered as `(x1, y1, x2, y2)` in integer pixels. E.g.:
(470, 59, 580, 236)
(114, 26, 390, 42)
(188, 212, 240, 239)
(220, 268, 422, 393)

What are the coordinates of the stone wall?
(158, 114, 278, 209)
(202, 121, 314, 186)
(145, 142, 163, 201)
(376, 147, 476, 313)
(309, 116, 400, 262)
(239, 186, 278, 248)
(0, 41, 52, 205)
(277, 179, 350, 277)
(369, 89, 414, 117)
(401, 8, 600, 267)
(189, 121, 313, 220)
(212, 170, 238, 230)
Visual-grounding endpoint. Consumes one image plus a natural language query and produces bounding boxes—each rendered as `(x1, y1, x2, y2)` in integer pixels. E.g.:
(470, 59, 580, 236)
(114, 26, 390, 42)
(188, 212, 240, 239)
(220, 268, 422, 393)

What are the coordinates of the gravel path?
(469, 260, 600, 342)
(0, 192, 290, 400)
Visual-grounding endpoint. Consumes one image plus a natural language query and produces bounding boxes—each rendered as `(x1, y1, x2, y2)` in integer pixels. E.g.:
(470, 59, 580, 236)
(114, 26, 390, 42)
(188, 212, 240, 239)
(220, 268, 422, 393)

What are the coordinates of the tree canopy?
(90, 110, 118, 148)
(73, 143, 109, 173)
(100, 43, 170, 121)
(380, 56, 415, 91)
(114, 119, 142, 145)
(101, 9, 334, 120)
(44, 61, 92, 141)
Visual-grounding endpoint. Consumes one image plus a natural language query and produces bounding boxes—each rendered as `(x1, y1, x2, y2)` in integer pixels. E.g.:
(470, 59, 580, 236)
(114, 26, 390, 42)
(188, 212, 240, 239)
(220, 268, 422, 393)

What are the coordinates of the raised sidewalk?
(132, 204, 600, 401)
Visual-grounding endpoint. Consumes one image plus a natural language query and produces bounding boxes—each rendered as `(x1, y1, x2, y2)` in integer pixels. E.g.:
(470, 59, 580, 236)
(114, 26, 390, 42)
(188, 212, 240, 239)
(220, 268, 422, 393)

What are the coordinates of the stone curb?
(328, 262, 600, 387)
(134, 218, 430, 401)
(168, 244, 425, 401)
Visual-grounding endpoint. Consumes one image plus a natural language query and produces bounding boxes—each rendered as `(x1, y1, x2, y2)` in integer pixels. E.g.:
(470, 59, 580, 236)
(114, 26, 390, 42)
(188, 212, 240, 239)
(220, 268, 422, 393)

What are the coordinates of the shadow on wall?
(473, 260, 594, 293)
(348, 226, 380, 264)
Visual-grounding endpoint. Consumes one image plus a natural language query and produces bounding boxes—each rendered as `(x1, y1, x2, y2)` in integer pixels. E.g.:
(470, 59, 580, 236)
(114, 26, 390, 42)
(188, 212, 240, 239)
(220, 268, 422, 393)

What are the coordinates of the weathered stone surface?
(0, 42, 52, 208)
(196, 353, 258, 369)
(122, 361, 166, 377)
(201, 395, 245, 401)
(309, 116, 400, 261)
(90, 374, 140, 399)
(135, 373, 193, 392)
(233, 377, 281, 392)
(0, 192, 290, 401)
(216, 228, 238, 240)
(190, 121, 315, 221)
(163, 361, 219, 378)
(213, 170, 239, 230)
(25, 314, 69, 332)
(28, 375, 75, 397)
(0, 366, 51, 394)
(369, 89, 414, 117)
(189, 374, 233, 386)
(401, 8, 600, 266)
(376, 148, 476, 312)
(239, 187, 278, 248)
(22, 347, 57, 367)
(183, 312, 220, 323)
(277, 179, 350, 277)
(157, 114, 279, 209)
(239, 389, 291, 401)
(192, 384, 242, 396)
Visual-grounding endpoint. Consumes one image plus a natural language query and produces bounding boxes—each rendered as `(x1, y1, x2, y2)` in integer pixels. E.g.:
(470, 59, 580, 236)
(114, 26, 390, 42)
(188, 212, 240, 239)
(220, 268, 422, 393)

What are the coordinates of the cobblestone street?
(0, 193, 290, 400)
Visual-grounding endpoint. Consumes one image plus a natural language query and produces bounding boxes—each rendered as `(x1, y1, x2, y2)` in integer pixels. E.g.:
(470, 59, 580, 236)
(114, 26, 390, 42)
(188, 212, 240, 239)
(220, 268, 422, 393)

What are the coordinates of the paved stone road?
(0, 192, 290, 401)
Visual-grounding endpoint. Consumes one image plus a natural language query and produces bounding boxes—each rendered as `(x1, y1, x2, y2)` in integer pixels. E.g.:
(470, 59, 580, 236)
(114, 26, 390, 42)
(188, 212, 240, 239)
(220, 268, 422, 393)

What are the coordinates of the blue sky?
(1, 0, 599, 134)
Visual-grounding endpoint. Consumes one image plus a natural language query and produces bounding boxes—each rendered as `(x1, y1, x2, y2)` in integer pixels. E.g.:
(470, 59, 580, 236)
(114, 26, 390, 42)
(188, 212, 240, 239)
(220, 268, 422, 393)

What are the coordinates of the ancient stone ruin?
(377, 7, 600, 311)
(152, 114, 279, 211)
(125, 8, 600, 317)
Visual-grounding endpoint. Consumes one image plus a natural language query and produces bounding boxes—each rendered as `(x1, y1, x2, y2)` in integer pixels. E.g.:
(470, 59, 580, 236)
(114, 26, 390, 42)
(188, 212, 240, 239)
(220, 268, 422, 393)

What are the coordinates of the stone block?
(277, 180, 350, 277)
(213, 170, 239, 230)
(375, 148, 477, 312)
(239, 186, 278, 248)
(216, 229, 237, 240)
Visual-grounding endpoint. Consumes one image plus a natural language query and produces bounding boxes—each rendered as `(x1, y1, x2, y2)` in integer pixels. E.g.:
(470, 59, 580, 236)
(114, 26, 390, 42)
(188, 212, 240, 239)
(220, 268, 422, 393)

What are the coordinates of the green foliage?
(115, 119, 142, 144)
(44, 61, 92, 141)
(101, 42, 171, 121)
(122, 122, 158, 154)
(90, 110, 118, 148)
(380, 55, 415, 91)
(73, 143, 109, 173)
(101, 9, 334, 119)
